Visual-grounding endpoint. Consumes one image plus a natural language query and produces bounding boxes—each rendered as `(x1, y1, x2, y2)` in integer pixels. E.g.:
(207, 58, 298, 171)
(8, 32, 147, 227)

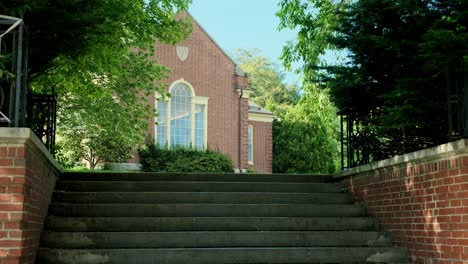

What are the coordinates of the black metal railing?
(2, 15, 57, 155)
(340, 110, 381, 169)
(27, 89, 57, 155)
(447, 61, 468, 140)
(0, 15, 27, 127)
(340, 62, 468, 170)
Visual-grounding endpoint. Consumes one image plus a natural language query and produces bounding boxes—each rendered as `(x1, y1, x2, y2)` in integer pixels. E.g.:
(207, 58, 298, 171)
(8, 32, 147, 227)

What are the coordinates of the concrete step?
(55, 181, 344, 193)
(45, 216, 376, 232)
(48, 203, 366, 217)
(52, 192, 353, 204)
(41, 231, 393, 249)
(39, 173, 409, 263)
(62, 172, 332, 183)
(37, 247, 410, 263)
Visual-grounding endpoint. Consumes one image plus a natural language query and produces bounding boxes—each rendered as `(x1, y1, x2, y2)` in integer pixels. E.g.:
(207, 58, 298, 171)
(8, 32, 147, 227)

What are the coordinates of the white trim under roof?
(248, 113, 275, 123)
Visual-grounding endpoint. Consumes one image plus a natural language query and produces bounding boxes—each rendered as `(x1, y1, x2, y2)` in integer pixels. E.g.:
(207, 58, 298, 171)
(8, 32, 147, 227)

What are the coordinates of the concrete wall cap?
(0, 127, 63, 174)
(334, 139, 468, 179)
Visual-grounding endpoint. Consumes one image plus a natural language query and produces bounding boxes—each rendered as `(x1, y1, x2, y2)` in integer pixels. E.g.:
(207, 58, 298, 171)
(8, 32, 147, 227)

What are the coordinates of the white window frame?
(248, 125, 254, 165)
(155, 79, 209, 149)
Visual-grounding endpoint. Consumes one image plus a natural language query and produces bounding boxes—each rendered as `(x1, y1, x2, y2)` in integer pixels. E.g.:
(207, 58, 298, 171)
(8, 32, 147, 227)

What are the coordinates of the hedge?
(138, 144, 234, 173)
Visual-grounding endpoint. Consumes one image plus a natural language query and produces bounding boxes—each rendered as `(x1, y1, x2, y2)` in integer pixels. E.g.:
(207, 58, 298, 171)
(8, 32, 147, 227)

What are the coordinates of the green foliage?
(65, 167, 93, 173)
(0, 0, 192, 77)
(276, 0, 349, 74)
(1, 0, 193, 166)
(245, 167, 257, 174)
(0, 54, 14, 81)
(139, 145, 234, 173)
(277, 0, 468, 156)
(232, 48, 340, 173)
(0, 1, 30, 18)
(58, 115, 138, 169)
(53, 144, 75, 170)
(273, 85, 340, 174)
(231, 48, 300, 118)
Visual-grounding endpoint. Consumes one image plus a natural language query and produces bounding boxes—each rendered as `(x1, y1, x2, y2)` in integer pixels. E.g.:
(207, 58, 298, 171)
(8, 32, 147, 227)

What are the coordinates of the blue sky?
(188, 0, 301, 86)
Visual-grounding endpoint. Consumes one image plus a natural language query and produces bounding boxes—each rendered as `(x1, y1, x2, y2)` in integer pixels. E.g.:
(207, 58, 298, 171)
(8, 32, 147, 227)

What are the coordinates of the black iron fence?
(340, 111, 371, 169)
(339, 110, 387, 169)
(341, 62, 468, 170)
(0, 15, 27, 127)
(27, 89, 57, 155)
(447, 61, 468, 140)
(1, 15, 57, 155)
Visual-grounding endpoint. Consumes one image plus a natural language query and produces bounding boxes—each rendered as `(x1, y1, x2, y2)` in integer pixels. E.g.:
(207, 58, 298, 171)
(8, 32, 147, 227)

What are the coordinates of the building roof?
(248, 102, 274, 116)
(235, 65, 247, 76)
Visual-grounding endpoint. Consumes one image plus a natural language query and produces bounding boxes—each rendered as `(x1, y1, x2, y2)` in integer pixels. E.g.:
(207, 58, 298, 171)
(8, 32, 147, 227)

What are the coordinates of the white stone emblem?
(176, 46, 189, 61)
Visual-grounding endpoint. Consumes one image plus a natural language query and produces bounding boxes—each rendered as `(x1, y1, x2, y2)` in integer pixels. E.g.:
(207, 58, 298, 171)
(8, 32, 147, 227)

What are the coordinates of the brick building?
(148, 13, 274, 173)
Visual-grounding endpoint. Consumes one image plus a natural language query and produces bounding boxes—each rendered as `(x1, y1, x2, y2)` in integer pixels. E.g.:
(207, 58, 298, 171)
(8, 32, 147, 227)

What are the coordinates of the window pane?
(195, 104, 205, 149)
(248, 126, 253, 162)
(156, 101, 167, 146)
(170, 84, 191, 147)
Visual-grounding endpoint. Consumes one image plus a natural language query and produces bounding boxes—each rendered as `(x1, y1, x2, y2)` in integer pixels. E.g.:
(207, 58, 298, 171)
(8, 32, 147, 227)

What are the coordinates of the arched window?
(156, 81, 208, 149)
(170, 83, 192, 146)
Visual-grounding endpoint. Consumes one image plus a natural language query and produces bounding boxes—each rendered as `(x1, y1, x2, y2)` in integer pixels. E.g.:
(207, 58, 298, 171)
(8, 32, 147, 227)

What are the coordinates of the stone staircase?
(37, 172, 409, 263)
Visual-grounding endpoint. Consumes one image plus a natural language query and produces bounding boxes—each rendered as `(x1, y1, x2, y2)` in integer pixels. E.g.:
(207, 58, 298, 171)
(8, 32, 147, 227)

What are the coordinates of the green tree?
(1, 0, 192, 167)
(56, 94, 147, 169)
(232, 48, 339, 173)
(1, 0, 192, 77)
(232, 48, 300, 117)
(273, 84, 340, 173)
(277, 0, 468, 157)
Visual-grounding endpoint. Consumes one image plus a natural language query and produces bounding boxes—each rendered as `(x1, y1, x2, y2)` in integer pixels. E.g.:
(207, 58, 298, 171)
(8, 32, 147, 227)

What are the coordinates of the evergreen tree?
(277, 0, 468, 157)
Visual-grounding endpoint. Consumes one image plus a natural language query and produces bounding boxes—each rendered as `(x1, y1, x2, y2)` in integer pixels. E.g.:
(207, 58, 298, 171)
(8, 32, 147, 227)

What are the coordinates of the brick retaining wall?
(335, 140, 468, 264)
(0, 128, 62, 264)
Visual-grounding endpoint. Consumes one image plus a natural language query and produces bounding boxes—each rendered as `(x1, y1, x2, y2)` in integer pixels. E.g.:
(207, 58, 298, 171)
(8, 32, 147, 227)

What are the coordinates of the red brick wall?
(338, 141, 468, 264)
(248, 121, 273, 173)
(0, 129, 61, 264)
(149, 14, 252, 169)
(235, 74, 249, 88)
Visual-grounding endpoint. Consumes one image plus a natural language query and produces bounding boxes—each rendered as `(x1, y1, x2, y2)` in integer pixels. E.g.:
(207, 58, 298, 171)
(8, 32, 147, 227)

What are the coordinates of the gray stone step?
(45, 216, 376, 232)
(39, 172, 409, 263)
(48, 203, 366, 217)
(52, 192, 353, 204)
(40, 231, 393, 249)
(62, 172, 332, 183)
(37, 247, 410, 263)
(55, 181, 344, 193)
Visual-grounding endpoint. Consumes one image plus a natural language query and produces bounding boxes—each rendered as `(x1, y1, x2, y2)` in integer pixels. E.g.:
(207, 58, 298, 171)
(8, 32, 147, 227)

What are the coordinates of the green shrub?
(138, 144, 234, 173)
(245, 167, 257, 173)
(54, 144, 76, 169)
